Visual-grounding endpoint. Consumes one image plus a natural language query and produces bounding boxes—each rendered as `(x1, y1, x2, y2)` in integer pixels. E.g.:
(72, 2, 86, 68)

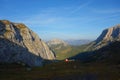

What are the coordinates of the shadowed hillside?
(69, 41, 120, 64)
(0, 38, 43, 66)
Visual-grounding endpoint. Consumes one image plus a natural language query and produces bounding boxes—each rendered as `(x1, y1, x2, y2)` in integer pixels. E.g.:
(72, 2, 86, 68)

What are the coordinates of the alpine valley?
(0, 20, 120, 80)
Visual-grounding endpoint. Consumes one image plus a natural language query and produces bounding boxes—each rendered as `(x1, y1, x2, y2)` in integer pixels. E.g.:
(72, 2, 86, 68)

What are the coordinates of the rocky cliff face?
(96, 24, 120, 43)
(0, 20, 55, 66)
(91, 24, 120, 50)
(82, 24, 120, 51)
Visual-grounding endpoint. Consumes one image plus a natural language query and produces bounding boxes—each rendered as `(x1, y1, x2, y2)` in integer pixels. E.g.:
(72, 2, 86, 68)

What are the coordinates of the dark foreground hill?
(70, 41, 120, 64)
(0, 61, 120, 80)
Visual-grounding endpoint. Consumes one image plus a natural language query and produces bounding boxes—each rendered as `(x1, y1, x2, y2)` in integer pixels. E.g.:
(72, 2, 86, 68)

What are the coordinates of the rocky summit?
(47, 39, 68, 47)
(96, 24, 120, 43)
(91, 24, 120, 50)
(0, 20, 55, 66)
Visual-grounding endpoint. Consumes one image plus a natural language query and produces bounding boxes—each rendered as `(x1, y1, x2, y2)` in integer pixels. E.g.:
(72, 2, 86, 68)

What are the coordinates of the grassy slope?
(54, 45, 88, 60)
(0, 62, 120, 80)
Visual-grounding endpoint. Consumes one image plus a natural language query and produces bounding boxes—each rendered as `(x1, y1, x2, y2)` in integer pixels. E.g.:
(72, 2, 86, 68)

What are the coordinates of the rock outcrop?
(96, 24, 120, 43)
(92, 24, 120, 50)
(69, 24, 120, 63)
(47, 39, 68, 47)
(0, 20, 55, 66)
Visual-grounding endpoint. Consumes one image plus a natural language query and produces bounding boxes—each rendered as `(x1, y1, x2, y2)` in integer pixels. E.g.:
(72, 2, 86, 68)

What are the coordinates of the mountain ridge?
(0, 20, 55, 66)
(80, 24, 120, 51)
(70, 24, 120, 63)
(65, 39, 91, 46)
(47, 39, 68, 47)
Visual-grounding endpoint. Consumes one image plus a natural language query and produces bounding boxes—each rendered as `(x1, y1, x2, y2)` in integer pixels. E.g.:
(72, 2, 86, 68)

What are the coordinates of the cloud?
(13, 7, 71, 26)
(12, 1, 120, 30)
(14, 13, 58, 27)
(70, 0, 93, 15)
(24, 17, 56, 25)
(12, 1, 94, 26)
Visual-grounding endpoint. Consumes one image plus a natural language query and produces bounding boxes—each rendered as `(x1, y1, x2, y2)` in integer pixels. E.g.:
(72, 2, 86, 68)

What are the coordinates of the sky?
(0, 0, 120, 40)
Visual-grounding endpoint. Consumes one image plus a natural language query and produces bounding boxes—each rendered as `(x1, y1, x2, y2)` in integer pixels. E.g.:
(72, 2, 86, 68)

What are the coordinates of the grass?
(0, 61, 120, 80)
(55, 45, 88, 60)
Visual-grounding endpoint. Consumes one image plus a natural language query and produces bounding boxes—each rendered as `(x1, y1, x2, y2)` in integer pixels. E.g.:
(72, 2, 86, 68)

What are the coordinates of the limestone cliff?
(93, 24, 120, 50)
(0, 20, 55, 66)
(96, 24, 120, 43)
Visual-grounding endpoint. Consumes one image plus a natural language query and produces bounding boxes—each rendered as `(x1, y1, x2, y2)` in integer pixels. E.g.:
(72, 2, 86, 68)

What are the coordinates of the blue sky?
(0, 0, 120, 40)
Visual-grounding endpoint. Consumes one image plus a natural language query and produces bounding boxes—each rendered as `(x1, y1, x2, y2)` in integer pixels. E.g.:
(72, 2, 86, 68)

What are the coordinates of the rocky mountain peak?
(92, 24, 120, 49)
(47, 39, 68, 46)
(96, 24, 120, 43)
(0, 20, 11, 25)
(0, 20, 55, 66)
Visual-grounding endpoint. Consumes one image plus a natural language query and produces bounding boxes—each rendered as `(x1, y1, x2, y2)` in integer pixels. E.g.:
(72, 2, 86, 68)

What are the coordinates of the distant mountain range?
(46, 39, 92, 60)
(47, 39, 92, 46)
(65, 39, 92, 46)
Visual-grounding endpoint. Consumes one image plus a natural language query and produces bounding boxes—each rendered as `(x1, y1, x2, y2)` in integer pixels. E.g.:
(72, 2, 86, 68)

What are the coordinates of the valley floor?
(0, 61, 120, 80)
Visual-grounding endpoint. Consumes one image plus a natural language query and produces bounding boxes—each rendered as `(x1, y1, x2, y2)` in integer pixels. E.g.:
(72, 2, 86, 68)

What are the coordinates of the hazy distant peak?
(47, 38, 68, 46)
(65, 39, 92, 46)
(51, 39, 64, 42)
